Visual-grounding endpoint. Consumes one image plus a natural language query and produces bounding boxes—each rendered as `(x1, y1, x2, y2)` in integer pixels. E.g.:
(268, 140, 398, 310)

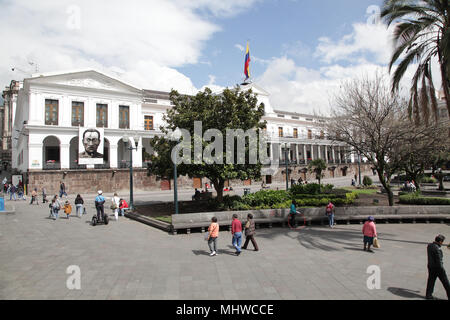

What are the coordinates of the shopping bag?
(204, 232, 210, 241)
(373, 237, 380, 248)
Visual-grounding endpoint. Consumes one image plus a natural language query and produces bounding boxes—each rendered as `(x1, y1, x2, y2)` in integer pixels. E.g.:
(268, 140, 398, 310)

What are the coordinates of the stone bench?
(171, 206, 450, 235)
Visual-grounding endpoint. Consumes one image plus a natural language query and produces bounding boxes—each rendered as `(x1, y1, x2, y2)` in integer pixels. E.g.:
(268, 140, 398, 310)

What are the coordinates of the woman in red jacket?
(119, 198, 129, 217)
(362, 216, 377, 252)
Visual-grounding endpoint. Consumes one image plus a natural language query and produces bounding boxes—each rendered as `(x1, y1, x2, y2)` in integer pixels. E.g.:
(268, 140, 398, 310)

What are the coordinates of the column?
(110, 144, 118, 168)
(317, 145, 321, 160)
(296, 144, 299, 164)
(303, 145, 307, 163)
(310, 144, 314, 160)
(332, 146, 335, 164)
(60, 144, 70, 169)
(325, 145, 328, 163)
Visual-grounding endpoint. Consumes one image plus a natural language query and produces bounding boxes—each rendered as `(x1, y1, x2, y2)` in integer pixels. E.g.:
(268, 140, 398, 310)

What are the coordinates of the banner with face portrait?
(78, 128, 105, 165)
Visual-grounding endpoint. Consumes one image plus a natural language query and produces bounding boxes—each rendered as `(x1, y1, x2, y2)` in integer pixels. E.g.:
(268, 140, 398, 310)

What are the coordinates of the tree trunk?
(215, 179, 225, 203)
(378, 172, 394, 206)
(438, 55, 450, 121)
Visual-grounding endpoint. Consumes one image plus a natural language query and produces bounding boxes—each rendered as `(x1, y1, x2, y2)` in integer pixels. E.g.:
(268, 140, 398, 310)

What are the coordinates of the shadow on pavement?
(378, 238, 429, 246)
(387, 287, 424, 299)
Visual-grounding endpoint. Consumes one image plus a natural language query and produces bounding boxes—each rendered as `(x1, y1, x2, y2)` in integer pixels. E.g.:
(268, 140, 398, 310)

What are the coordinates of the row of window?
(278, 127, 323, 139)
(45, 99, 154, 130)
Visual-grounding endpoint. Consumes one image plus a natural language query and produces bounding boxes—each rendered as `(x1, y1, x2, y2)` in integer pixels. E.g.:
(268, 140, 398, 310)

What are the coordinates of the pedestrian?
(111, 192, 121, 221)
(231, 214, 243, 256)
(119, 198, 129, 216)
(425, 234, 450, 300)
(74, 194, 84, 218)
(30, 188, 38, 205)
(9, 184, 17, 201)
(326, 201, 335, 228)
(59, 181, 67, 198)
(63, 200, 72, 219)
(95, 190, 106, 222)
(362, 216, 377, 252)
(17, 186, 25, 200)
(51, 195, 61, 220)
(207, 217, 219, 256)
(242, 213, 259, 251)
(42, 187, 48, 203)
(289, 200, 298, 228)
(351, 178, 356, 187)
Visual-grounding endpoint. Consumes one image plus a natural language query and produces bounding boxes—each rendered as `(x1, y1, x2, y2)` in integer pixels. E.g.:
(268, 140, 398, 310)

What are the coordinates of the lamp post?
(171, 128, 182, 215)
(122, 134, 140, 211)
(284, 143, 290, 191)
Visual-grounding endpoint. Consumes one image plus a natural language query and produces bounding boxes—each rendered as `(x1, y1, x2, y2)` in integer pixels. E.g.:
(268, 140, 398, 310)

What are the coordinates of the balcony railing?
(43, 161, 61, 170)
(70, 162, 87, 170)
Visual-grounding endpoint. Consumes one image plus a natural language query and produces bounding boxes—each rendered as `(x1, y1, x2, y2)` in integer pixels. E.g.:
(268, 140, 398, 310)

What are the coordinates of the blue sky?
(2, 0, 416, 115)
(180, 0, 383, 87)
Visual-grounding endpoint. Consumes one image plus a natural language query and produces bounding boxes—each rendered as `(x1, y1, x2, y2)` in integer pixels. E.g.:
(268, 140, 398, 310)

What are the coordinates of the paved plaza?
(0, 197, 449, 300)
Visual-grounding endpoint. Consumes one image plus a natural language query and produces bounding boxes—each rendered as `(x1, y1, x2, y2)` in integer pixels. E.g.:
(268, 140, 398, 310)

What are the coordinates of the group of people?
(47, 190, 129, 222)
(3, 181, 26, 201)
(206, 213, 259, 257)
(404, 180, 417, 193)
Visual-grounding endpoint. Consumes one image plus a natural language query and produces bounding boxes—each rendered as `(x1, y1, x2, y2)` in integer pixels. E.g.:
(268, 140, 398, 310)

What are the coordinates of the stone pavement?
(0, 199, 449, 300)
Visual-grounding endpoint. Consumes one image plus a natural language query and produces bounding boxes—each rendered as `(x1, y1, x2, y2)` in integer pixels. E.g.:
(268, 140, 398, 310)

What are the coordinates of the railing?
(43, 161, 61, 170)
(94, 164, 110, 169)
(119, 161, 128, 169)
(70, 163, 87, 170)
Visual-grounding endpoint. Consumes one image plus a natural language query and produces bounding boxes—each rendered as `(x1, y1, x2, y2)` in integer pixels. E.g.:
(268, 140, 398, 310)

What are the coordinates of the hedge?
(399, 194, 450, 205)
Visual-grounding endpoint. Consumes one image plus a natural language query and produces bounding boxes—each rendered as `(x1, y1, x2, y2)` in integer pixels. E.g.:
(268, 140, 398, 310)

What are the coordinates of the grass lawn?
(154, 216, 172, 223)
(343, 187, 379, 195)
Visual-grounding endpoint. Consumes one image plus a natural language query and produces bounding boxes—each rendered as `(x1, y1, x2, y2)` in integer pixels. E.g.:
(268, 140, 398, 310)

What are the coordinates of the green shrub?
(290, 183, 332, 195)
(420, 177, 437, 184)
(242, 190, 291, 207)
(363, 176, 373, 186)
(399, 194, 450, 205)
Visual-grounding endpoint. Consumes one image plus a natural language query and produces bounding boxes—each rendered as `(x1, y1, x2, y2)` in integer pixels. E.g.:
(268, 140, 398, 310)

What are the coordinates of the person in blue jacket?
(95, 190, 106, 221)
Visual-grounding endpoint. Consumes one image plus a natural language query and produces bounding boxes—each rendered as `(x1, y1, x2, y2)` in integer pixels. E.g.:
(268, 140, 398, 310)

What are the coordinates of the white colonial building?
(8, 69, 366, 194)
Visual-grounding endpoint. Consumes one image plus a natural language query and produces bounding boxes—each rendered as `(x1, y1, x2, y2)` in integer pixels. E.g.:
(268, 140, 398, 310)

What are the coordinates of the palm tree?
(381, 0, 450, 125)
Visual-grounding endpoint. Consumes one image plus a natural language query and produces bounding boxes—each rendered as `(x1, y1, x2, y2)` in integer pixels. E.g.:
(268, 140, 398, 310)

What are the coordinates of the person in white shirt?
(112, 193, 121, 221)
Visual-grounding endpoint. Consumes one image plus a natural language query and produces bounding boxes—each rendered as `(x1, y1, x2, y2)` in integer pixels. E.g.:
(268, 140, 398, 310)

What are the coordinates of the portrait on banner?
(78, 128, 104, 165)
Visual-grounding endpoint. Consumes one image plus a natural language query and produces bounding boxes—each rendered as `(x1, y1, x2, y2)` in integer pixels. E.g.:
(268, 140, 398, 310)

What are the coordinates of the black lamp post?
(122, 134, 140, 211)
(171, 128, 182, 215)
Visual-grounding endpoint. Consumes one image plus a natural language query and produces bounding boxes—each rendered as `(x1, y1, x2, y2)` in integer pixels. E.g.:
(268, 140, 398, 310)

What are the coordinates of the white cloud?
(315, 22, 394, 65)
(0, 0, 258, 94)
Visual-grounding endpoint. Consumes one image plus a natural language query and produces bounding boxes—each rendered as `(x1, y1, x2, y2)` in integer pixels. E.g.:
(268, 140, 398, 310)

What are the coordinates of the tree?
(390, 120, 449, 191)
(308, 159, 327, 192)
(328, 74, 410, 206)
(381, 0, 450, 124)
(149, 87, 266, 202)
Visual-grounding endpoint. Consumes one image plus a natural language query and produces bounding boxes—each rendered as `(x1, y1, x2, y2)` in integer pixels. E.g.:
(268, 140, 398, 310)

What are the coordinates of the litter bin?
(0, 197, 4, 211)
(244, 188, 251, 196)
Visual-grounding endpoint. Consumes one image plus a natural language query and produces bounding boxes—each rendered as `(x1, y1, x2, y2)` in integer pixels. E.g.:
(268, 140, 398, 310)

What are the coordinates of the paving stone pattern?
(0, 198, 449, 300)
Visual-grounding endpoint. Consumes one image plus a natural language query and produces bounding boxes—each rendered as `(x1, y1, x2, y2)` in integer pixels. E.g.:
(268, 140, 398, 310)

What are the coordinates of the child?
(63, 200, 72, 219)
(207, 217, 219, 256)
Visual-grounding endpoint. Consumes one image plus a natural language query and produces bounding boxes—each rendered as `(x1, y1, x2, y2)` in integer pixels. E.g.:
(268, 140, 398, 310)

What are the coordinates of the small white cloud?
(235, 44, 245, 52)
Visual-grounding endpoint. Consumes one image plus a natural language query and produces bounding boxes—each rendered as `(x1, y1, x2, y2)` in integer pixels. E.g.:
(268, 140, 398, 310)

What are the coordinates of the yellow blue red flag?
(244, 42, 251, 80)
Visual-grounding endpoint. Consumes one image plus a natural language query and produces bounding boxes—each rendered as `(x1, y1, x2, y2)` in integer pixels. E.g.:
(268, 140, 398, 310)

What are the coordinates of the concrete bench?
(170, 206, 450, 235)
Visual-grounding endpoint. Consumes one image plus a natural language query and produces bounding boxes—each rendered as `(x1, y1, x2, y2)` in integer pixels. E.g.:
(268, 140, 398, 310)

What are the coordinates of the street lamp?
(284, 142, 290, 191)
(170, 128, 182, 215)
(122, 133, 140, 210)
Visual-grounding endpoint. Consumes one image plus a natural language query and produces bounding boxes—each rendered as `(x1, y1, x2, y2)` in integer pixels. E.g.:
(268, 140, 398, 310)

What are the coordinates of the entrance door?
(266, 175, 272, 184)
(161, 179, 171, 190)
(193, 178, 202, 189)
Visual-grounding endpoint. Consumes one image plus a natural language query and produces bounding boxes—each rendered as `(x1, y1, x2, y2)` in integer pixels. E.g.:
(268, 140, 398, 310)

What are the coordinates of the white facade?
(11, 69, 353, 175)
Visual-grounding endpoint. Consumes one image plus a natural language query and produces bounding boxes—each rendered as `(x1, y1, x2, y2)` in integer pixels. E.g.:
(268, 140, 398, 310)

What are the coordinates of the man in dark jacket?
(426, 234, 450, 300)
(242, 213, 259, 251)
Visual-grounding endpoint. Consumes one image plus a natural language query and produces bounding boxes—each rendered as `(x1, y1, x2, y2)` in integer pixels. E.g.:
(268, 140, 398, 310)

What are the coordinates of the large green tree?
(381, 0, 450, 124)
(148, 87, 266, 202)
(308, 159, 327, 192)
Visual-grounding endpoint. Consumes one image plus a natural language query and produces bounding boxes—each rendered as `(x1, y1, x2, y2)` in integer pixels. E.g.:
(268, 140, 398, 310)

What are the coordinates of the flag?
(244, 42, 251, 80)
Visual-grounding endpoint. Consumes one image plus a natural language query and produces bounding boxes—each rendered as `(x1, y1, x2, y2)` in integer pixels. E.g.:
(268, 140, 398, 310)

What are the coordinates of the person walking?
(111, 193, 121, 221)
(59, 181, 67, 198)
(9, 184, 17, 201)
(425, 234, 450, 300)
(231, 214, 243, 256)
(289, 200, 298, 228)
(119, 198, 129, 217)
(326, 201, 335, 228)
(30, 188, 38, 205)
(42, 187, 48, 204)
(207, 217, 219, 256)
(74, 194, 84, 218)
(51, 195, 61, 220)
(362, 216, 377, 252)
(242, 213, 259, 251)
(63, 200, 72, 219)
(95, 190, 106, 222)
